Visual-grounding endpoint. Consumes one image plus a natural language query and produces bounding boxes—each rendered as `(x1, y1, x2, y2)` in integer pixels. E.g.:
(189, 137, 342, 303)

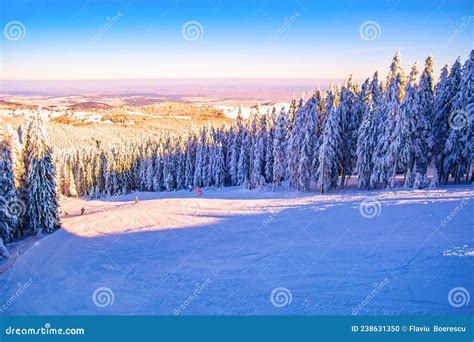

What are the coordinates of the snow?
(217, 102, 289, 119)
(0, 183, 473, 315)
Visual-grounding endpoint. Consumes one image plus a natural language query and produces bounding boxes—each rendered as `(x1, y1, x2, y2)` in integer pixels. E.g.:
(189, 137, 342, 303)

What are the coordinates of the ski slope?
(1, 184, 473, 315)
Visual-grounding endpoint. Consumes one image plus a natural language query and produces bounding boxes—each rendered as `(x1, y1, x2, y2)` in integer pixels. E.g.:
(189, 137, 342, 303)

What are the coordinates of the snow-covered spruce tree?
(386, 51, 405, 90)
(251, 113, 267, 188)
(287, 96, 305, 188)
(317, 88, 341, 193)
(297, 124, 313, 191)
(371, 60, 404, 189)
(393, 63, 419, 188)
(6, 124, 23, 190)
(443, 50, 473, 184)
(15, 118, 35, 234)
(0, 129, 20, 242)
(351, 78, 370, 179)
(145, 156, 155, 191)
(229, 130, 240, 186)
(224, 126, 235, 186)
(26, 116, 60, 235)
(0, 236, 9, 260)
(213, 142, 226, 188)
(311, 89, 324, 180)
(264, 108, 276, 183)
(431, 64, 451, 186)
(296, 93, 319, 190)
(185, 133, 197, 189)
(413, 56, 435, 188)
(435, 58, 463, 184)
(272, 109, 288, 187)
(238, 131, 251, 188)
(193, 128, 206, 188)
(163, 137, 175, 191)
(375, 73, 403, 188)
(356, 72, 383, 189)
(337, 76, 358, 188)
(175, 144, 186, 190)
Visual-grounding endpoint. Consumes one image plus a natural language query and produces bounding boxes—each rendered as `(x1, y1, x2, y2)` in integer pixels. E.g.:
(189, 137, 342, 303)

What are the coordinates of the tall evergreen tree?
(356, 72, 383, 189)
(444, 50, 473, 183)
(413, 56, 435, 188)
(434, 58, 463, 184)
(272, 109, 287, 187)
(26, 116, 61, 234)
(0, 129, 20, 242)
(317, 89, 341, 193)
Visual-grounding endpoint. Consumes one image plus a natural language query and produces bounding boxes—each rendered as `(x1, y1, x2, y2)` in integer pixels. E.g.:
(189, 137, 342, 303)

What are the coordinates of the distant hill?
(0, 99, 29, 108)
(69, 102, 112, 110)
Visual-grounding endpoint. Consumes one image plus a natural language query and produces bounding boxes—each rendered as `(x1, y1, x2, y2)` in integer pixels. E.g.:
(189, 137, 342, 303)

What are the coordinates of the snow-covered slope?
(1, 184, 473, 315)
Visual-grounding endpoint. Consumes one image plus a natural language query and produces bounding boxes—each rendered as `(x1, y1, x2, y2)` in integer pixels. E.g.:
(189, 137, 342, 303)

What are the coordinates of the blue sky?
(0, 0, 472, 79)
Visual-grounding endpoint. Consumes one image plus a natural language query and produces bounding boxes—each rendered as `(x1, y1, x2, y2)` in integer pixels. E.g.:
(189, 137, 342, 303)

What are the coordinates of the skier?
(194, 186, 203, 196)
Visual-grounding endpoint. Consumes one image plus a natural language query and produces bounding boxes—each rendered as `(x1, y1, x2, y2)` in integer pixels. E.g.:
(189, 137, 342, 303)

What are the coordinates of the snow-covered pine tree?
(26, 116, 60, 235)
(356, 72, 383, 189)
(0, 236, 9, 260)
(392, 63, 419, 188)
(296, 93, 319, 190)
(373, 72, 403, 188)
(175, 144, 186, 190)
(390, 67, 420, 189)
(351, 78, 370, 181)
(213, 142, 226, 188)
(317, 88, 341, 193)
(251, 113, 267, 188)
(386, 51, 405, 90)
(163, 137, 175, 191)
(229, 123, 241, 186)
(0, 129, 20, 242)
(6, 124, 22, 190)
(297, 124, 313, 191)
(338, 76, 358, 187)
(371, 57, 404, 189)
(311, 89, 324, 180)
(431, 64, 451, 186)
(238, 131, 251, 188)
(264, 108, 276, 183)
(435, 58, 463, 184)
(272, 109, 287, 188)
(413, 56, 435, 188)
(185, 133, 196, 189)
(443, 50, 473, 184)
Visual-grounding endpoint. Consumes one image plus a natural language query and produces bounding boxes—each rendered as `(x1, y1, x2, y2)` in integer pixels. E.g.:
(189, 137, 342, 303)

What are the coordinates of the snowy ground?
(1, 183, 473, 315)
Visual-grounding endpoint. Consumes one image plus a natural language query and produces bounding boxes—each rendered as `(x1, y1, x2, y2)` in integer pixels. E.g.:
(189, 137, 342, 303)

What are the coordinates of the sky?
(0, 0, 472, 80)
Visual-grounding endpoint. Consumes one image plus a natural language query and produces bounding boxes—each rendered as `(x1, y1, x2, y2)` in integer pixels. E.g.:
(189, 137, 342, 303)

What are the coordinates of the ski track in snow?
(0, 184, 473, 315)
